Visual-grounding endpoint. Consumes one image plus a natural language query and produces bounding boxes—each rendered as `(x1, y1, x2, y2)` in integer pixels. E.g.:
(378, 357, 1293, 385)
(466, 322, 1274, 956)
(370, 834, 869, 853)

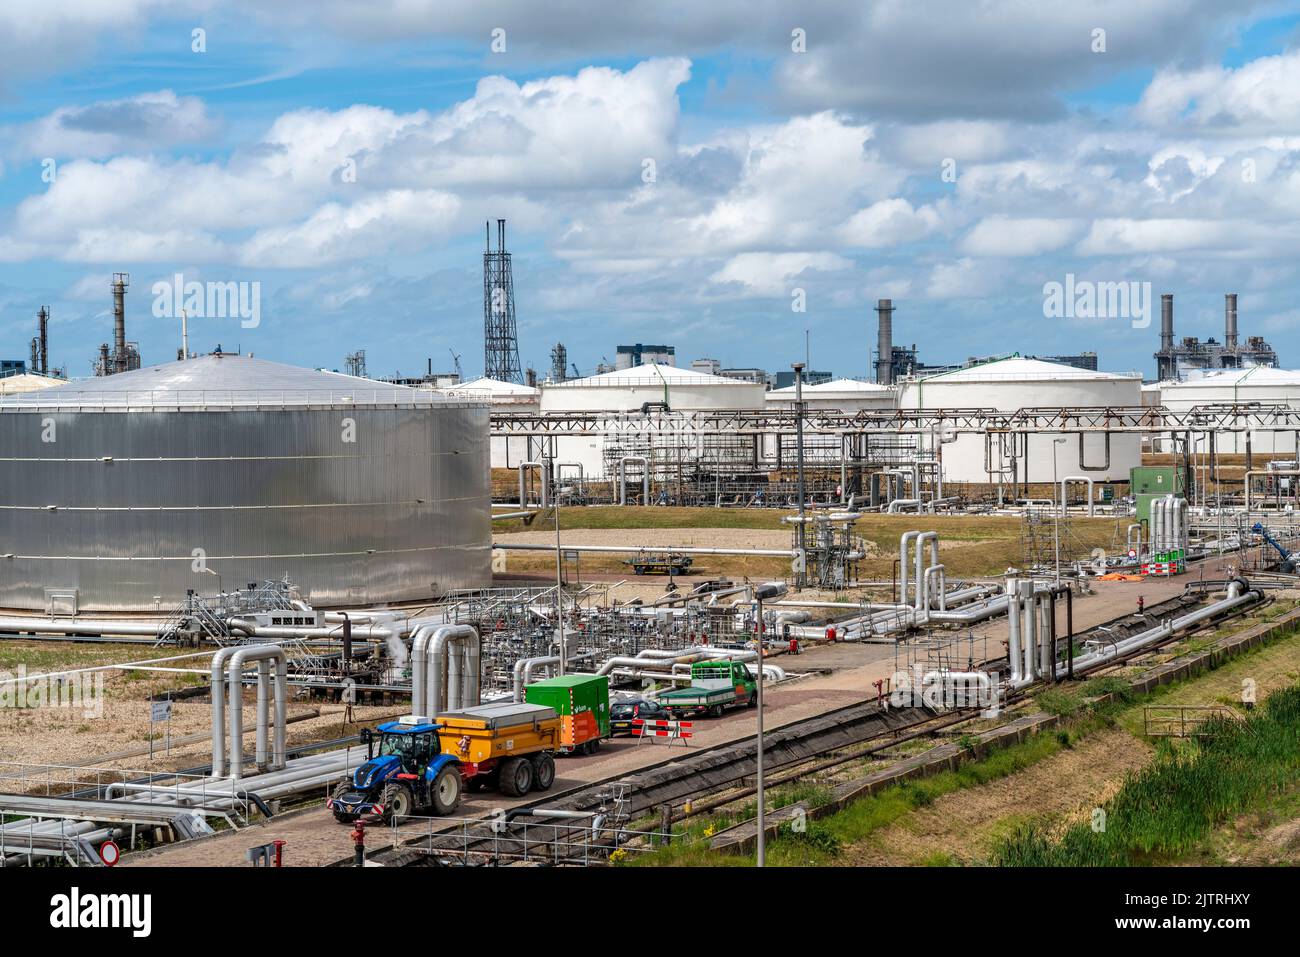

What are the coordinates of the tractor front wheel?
(379, 782, 414, 824)
(431, 765, 462, 816)
(330, 782, 355, 824)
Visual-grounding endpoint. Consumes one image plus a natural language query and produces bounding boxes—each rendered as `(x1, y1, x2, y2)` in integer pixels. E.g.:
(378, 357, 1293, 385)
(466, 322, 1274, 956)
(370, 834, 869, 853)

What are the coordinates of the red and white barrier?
(633, 718, 693, 746)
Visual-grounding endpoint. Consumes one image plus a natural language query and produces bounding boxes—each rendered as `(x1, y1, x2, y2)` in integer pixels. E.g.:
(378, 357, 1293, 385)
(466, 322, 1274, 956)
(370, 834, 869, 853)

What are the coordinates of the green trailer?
(657, 660, 756, 718)
(525, 674, 610, 755)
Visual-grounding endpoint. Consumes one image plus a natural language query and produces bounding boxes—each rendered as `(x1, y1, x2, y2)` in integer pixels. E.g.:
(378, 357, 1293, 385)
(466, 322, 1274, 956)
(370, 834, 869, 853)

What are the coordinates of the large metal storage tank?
(0, 354, 491, 613)
(1160, 367, 1300, 454)
(897, 357, 1142, 483)
(538, 364, 767, 480)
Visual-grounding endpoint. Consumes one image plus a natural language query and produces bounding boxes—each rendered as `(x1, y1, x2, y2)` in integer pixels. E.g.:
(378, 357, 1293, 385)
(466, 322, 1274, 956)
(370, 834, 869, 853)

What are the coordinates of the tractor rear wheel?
(431, 765, 462, 816)
(532, 752, 556, 791)
(499, 757, 535, 797)
(379, 782, 414, 824)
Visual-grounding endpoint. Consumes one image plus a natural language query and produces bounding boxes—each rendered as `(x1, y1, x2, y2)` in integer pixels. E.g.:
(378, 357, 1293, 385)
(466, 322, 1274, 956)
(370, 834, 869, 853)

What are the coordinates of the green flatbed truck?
(656, 659, 756, 718)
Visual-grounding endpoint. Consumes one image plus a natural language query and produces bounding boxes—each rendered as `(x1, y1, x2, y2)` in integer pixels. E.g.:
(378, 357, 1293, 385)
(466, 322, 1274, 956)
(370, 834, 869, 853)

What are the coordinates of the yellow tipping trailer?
(436, 702, 561, 797)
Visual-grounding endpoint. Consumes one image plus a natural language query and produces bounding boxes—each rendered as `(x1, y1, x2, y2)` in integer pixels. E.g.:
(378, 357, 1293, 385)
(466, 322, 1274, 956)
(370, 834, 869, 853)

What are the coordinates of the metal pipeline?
(225, 645, 288, 780)
(411, 624, 480, 717)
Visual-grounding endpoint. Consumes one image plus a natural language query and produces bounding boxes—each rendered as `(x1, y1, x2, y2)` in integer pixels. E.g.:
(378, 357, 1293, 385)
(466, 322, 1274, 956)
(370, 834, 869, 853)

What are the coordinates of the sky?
(1, 1, 1299, 382)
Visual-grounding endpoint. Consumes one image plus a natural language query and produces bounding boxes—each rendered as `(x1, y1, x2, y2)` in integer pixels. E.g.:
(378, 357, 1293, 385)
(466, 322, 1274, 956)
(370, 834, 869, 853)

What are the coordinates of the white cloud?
(2, 90, 218, 161)
(240, 189, 460, 267)
(960, 216, 1080, 256)
(1136, 51, 1300, 130)
(839, 199, 941, 248)
(709, 251, 852, 296)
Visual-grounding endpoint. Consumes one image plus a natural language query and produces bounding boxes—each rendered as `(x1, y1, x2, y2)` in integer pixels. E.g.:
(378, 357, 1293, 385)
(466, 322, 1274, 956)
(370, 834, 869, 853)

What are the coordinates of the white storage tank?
(540, 363, 766, 412)
(897, 357, 1142, 483)
(539, 364, 766, 480)
(438, 377, 540, 469)
(765, 378, 896, 412)
(1160, 367, 1300, 454)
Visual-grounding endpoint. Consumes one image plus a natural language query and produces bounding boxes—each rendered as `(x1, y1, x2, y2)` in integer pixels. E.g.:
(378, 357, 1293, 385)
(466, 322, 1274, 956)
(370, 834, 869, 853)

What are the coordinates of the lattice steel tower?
(483, 219, 523, 383)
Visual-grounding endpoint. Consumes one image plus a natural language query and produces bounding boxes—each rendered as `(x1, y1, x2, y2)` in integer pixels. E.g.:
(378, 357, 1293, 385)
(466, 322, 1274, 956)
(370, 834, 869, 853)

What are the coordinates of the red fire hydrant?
(351, 820, 366, 868)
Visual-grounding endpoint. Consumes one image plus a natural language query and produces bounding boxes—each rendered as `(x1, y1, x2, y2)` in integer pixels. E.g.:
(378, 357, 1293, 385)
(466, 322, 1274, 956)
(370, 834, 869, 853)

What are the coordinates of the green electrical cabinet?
(1131, 466, 1188, 526)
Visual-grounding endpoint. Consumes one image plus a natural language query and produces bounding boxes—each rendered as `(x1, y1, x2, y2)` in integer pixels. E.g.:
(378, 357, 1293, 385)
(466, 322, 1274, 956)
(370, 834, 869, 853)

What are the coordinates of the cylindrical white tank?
(539, 364, 766, 479)
(438, 376, 541, 469)
(1159, 367, 1300, 454)
(897, 357, 1142, 483)
(765, 378, 896, 412)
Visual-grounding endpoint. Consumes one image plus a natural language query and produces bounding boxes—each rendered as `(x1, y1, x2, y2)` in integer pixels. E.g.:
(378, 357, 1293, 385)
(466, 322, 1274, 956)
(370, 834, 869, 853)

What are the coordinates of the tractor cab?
(363, 718, 442, 776)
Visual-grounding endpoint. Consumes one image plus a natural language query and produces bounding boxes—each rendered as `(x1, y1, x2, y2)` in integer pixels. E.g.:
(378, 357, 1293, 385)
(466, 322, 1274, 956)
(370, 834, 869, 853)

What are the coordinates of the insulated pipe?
(1059, 476, 1095, 517)
(617, 456, 650, 505)
(1019, 581, 1037, 681)
(513, 656, 559, 702)
(255, 659, 269, 768)
(1006, 581, 1022, 683)
(899, 531, 921, 607)
(410, 624, 435, 718)
(493, 542, 797, 557)
(209, 646, 240, 778)
(227, 645, 288, 780)
(425, 625, 480, 717)
(915, 532, 939, 614)
(519, 460, 549, 508)
(1012, 581, 1257, 690)
(886, 499, 922, 513)
(923, 564, 947, 611)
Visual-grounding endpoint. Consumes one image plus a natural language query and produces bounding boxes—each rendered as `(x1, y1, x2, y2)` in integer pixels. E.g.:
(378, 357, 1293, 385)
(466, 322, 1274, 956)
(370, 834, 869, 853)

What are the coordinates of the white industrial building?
(765, 378, 896, 412)
(1159, 367, 1300, 454)
(897, 357, 1143, 484)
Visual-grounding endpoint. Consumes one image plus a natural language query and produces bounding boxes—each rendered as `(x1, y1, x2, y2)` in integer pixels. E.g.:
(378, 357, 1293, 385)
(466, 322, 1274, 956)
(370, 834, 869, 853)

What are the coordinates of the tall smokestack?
(1224, 293, 1238, 349)
(37, 306, 48, 374)
(875, 298, 894, 385)
(111, 273, 128, 373)
(1155, 293, 1175, 381)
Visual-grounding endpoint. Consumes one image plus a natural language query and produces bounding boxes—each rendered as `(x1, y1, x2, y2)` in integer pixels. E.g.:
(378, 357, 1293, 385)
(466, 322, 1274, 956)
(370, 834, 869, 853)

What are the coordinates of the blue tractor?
(1251, 522, 1296, 573)
(326, 716, 463, 824)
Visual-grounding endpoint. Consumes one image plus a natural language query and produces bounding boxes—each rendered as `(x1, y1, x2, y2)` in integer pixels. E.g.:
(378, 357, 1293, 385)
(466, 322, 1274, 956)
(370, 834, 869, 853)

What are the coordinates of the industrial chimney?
(1155, 293, 1175, 381)
(875, 298, 894, 385)
(1224, 293, 1238, 350)
(37, 306, 48, 374)
(111, 273, 129, 373)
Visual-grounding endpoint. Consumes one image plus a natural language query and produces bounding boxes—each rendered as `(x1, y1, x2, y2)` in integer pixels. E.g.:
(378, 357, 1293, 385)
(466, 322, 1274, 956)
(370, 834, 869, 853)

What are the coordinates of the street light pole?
(1052, 437, 1066, 583)
(551, 459, 566, 675)
(752, 580, 786, 867)
(792, 362, 807, 588)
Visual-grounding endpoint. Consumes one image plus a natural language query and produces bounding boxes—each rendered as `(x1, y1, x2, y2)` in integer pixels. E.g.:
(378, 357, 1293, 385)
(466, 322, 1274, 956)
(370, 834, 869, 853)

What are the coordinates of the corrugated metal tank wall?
(0, 403, 491, 612)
